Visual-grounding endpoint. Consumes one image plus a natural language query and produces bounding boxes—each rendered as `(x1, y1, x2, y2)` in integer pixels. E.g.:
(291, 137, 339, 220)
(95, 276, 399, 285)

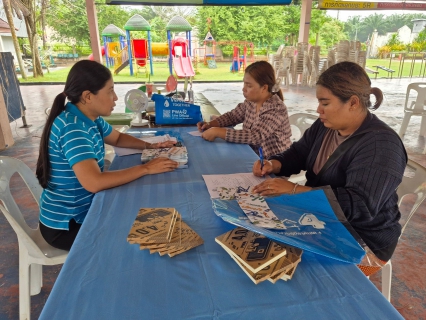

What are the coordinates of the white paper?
(202, 173, 269, 200)
(113, 135, 178, 156)
(188, 130, 203, 137)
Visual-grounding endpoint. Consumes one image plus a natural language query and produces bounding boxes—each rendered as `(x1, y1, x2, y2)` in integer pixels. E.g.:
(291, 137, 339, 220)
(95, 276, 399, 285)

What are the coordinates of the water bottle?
(188, 89, 194, 104)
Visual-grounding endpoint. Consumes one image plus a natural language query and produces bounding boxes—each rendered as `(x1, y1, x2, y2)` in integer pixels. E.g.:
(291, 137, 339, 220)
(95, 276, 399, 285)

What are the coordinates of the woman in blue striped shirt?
(36, 60, 178, 250)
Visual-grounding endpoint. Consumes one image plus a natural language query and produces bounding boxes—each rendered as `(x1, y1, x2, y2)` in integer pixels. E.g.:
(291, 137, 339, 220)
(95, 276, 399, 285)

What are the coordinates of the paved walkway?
(14, 78, 426, 155)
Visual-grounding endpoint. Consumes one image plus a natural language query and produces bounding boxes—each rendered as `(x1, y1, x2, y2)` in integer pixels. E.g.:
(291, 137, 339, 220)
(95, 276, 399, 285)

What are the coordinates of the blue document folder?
(212, 188, 366, 264)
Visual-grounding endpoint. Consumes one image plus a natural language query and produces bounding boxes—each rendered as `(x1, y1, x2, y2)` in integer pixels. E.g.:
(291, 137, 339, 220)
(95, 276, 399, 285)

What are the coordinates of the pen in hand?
(259, 147, 264, 170)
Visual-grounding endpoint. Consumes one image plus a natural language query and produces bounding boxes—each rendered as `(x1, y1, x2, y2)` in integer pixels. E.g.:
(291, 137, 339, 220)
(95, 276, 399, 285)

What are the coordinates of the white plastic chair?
(379, 159, 426, 302)
(276, 57, 291, 87)
(398, 82, 426, 138)
(0, 156, 68, 320)
(287, 113, 318, 184)
(288, 113, 318, 142)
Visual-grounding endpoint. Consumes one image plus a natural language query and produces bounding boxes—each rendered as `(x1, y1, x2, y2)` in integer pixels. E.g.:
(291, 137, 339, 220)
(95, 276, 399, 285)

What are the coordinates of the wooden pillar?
(298, 0, 313, 43)
(85, 0, 102, 64)
(0, 86, 14, 150)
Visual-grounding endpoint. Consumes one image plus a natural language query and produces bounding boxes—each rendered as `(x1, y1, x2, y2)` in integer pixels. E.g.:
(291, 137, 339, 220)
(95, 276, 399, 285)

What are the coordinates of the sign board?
(152, 93, 203, 125)
(0, 52, 24, 123)
(318, 0, 426, 10)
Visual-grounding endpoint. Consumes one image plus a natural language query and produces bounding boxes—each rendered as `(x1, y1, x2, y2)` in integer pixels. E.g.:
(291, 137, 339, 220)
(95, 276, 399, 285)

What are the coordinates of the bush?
(390, 44, 406, 52)
(378, 45, 391, 58)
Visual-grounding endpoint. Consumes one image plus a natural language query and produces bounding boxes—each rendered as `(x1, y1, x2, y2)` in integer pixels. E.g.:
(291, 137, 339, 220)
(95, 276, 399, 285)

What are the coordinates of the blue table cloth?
(40, 127, 403, 320)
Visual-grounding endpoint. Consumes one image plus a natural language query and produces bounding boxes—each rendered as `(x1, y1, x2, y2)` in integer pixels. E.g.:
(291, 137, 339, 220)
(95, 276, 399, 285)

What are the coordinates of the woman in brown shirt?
(196, 61, 292, 158)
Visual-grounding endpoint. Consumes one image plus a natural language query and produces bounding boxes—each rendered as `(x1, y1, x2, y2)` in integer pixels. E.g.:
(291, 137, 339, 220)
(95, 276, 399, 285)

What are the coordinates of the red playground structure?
(132, 39, 148, 68)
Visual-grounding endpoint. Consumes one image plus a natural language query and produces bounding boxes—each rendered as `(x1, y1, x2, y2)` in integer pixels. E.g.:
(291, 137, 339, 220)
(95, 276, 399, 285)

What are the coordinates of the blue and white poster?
(152, 94, 203, 125)
(212, 189, 366, 264)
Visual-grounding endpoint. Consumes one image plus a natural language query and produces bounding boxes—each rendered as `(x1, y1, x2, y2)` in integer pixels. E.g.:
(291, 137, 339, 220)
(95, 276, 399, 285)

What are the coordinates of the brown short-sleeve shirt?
(215, 94, 292, 158)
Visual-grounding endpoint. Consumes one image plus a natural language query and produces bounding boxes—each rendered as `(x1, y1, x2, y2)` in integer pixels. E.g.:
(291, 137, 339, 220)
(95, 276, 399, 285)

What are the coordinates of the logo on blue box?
(152, 94, 203, 125)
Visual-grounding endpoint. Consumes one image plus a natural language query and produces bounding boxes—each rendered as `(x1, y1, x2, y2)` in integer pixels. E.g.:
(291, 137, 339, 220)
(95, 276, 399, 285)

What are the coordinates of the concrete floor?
(0, 78, 425, 319)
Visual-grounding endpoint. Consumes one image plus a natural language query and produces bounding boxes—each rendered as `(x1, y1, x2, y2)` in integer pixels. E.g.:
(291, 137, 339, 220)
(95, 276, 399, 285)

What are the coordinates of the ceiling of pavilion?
(106, 0, 292, 5)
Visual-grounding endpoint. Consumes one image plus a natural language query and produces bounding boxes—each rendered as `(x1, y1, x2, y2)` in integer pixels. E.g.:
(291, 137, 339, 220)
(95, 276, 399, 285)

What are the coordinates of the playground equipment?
(107, 15, 168, 76)
(203, 31, 216, 69)
(106, 14, 198, 80)
(123, 14, 152, 76)
(166, 16, 195, 98)
(217, 41, 254, 73)
(101, 24, 126, 69)
(166, 16, 195, 78)
(215, 40, 254, 72)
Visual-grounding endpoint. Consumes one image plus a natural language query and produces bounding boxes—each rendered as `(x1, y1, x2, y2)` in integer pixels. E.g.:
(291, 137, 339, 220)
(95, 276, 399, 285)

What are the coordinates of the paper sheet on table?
(188, 130, 203, 137)
(113, 135, 177, 156)
(202, 173, 269, 200)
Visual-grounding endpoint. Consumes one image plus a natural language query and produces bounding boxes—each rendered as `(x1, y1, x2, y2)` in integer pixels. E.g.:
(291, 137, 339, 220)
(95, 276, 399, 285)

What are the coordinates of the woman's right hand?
(253, 160, 274, 177)
(197, 121, 210, 132)
(143, 157, 178, 174)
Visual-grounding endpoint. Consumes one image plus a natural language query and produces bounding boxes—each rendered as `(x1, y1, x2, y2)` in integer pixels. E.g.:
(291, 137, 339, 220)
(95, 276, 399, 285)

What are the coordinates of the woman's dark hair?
(36, 60, 112, 188)
(245, 61, 284, 101)
(316, 61, 383, 111)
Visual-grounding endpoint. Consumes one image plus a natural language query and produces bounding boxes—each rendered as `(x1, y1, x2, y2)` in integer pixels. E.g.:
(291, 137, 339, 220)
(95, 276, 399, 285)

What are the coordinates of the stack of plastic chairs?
(276, 57, 292, 87)
(301, 51, 311, 87)
(308, 46, 321, 87)
(357, 51, 367, 69)
(293, 42, 309, 85)
(327, 48, 336, 69)
(336, 40, 349, 63)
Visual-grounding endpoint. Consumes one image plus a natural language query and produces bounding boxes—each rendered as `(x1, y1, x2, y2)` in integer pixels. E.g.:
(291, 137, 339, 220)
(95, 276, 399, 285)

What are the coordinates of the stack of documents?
(141, 146, 188, 168)
(215, 227, 303, 284)
(127, 208, 203, 257)
(114, 134, 178, 156)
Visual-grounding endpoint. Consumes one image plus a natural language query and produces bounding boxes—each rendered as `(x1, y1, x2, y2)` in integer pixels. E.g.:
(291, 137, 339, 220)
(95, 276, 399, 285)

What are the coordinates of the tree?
(316, 20, 346, 48)
(21, 0, 44, 77)
(2, 0, 28, 79)
(46, 0, 90, 45)
(363, 13, 387, 36)
(416, 28, 426, 43)
(344, 16, 363, 41)
(96, 4, 132, 36)
(386, 33, 401, 47)
(196, 6, 293, 47)
(46, 0, 131, 46)
(384, 14, 408, 33)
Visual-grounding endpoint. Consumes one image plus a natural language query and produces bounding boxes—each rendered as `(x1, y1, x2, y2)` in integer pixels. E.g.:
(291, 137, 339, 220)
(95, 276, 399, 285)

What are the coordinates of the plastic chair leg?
(30, 264, 42, 295)
(398, 113, 412, 137)
(420, 116, 426, 137)
(18, 248, 31, 320)
(381, 260, 392, 302)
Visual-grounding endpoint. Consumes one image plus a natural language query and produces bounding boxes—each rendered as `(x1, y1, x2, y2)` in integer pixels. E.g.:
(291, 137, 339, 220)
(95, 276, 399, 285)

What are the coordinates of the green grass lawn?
(18, 58, 426, 83)
(365, 58, 426, 78)
(19, 61, 245, 83)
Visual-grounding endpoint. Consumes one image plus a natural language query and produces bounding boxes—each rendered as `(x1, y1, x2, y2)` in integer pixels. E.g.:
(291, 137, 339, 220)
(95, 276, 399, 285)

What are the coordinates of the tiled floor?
(0, 79, 425, 319)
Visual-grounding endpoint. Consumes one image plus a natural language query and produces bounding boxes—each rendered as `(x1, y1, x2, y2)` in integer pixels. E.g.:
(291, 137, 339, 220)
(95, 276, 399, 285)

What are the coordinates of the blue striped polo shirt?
(39, 102, 113, 230)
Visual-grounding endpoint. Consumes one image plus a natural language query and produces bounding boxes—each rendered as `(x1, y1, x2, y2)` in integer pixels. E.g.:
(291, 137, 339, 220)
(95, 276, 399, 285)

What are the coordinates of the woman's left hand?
(202, 128, 226, 142)
(252, 178, 295, 196)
